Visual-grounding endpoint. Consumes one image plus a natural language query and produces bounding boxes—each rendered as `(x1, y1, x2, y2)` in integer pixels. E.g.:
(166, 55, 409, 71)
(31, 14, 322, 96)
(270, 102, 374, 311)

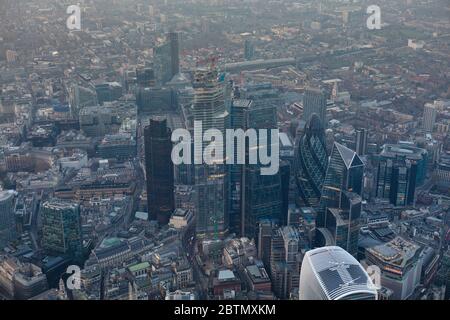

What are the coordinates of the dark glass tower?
(375, 156, 417, 206)
(355, 128, 368, 156)
(317, 142, 364, 257)
(153, 32, 180, 86)
(295, 114, 328, 208)
(228, 99, 251, 236)
(243, 166, 282, 239)
(144, 118, 175, 225)
(240, 82, 283, 239)
(41, 200, 83, 261)
(168, 32, 180, 77)
(302, 88, 327, 126)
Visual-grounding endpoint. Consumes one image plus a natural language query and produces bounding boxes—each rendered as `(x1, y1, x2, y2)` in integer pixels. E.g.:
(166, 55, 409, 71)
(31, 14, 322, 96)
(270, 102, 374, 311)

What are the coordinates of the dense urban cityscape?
(0, 0, 449, 303)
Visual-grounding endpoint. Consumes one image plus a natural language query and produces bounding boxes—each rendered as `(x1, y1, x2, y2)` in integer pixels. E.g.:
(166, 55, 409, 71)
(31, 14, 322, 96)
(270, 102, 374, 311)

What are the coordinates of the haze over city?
(0, 0, 449, 304)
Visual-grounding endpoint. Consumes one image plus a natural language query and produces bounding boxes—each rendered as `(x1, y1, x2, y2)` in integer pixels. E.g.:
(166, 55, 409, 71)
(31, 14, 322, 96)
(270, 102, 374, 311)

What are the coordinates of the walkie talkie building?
(299, 246, 377, 300)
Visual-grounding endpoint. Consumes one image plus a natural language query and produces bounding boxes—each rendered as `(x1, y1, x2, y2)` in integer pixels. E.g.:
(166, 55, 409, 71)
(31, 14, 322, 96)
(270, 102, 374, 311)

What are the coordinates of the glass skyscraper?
(0, 190, 16, 248)
(154, 32, 180, 86)
(243, 166, 282, 239)
(228, 99, 251, 236)
(240, 82, 283, 238)
(302, 88, 327, 126)
(41, 200, 83, 261)
(379, 142, 428, 186)
(193, 68, 229, 239)
(295, 114, 328, 208)
(319, 142, 364, 225)
(375, 156, 417, 206)
(144, 118, 175, 225)
(317, 143, 364, 257)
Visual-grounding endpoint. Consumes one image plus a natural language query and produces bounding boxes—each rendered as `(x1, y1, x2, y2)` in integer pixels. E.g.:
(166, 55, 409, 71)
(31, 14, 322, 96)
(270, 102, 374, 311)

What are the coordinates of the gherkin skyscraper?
(295, 114, 328, 208)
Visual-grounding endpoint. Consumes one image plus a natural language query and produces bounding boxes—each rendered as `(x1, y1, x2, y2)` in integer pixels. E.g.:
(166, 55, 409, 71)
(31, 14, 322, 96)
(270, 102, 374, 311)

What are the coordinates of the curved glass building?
(299, 246, 377, 300)
(295, 114, 328, 207)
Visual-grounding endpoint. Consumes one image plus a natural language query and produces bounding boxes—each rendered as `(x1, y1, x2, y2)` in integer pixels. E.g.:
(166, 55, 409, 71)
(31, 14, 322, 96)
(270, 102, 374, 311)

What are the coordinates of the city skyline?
(0, 0, 449, 304)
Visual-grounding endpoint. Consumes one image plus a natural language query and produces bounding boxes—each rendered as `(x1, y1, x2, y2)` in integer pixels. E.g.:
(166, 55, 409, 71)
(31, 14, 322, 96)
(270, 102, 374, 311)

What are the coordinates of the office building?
(240, 82, 280, 129)
(317, 143, 364, 256)
(321, 192, 362, 257)
(366, 236, 422, 300)
(244, 39, 255, 60)
(240, 83, 283, 238)
(295, 114, 328, 208)
(376, 156, 417, 206)
(299, 246, 377, 300)
(136, 67, 155, 87)
(98, 133, 137, 161)
(0, 255, 48, 300)
(228, 99, 251, 236)
(193, 68, 229, 239)
(243, 166, 282, 239)
(144, 118, 175, 225)
(41, 200, 83, 260)
(423, 103, 437, 132)
(379, 142, 427, 186)
(318, 142, 364, 228)
(154, 32, 180, 86)
(355, 128, 368, 156)
(168, 32, 180, 77)
(79, 106, 117, 138)
(0, 190, 16, 247)
(302, 88, 327, 127)
(95, 82, 122, 105)
(270, 226, 302, 299)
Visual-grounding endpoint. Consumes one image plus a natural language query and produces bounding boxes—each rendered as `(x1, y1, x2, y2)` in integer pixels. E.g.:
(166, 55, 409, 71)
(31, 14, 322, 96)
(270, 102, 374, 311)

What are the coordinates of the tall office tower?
(257, 219, 275, 270)
(317, 143, 364, 257)
(380, 143, 428, 186)
(243, 167, 282, 239)
(299, 246, 377, 300)
(193, 68, 229, 239)
(302, 88, 327, 126)
(423, 103, 437, 132)
(375, 156, 417, 206)
(0, 190, 16, 248)
(154, 42, 172, 86)
(366, 237, 422, 300)
(41, 200, 82, 260)
(154, 33, 180, 86)
(270, 226, 302, 299)
(318, 142, 364, 228)
(322, 191, 362, 257)
(240, 82, 283, 238)
(244, 39, 254, 60)
(136, 67, 155, 87)
(144, 118, 175, 225)
(168, 32, 180, 77)
(355, 128, 368, 156)
(228, 99, 252, 236)
(295, 114, 328, 208)
(240, 82, 279, 129)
